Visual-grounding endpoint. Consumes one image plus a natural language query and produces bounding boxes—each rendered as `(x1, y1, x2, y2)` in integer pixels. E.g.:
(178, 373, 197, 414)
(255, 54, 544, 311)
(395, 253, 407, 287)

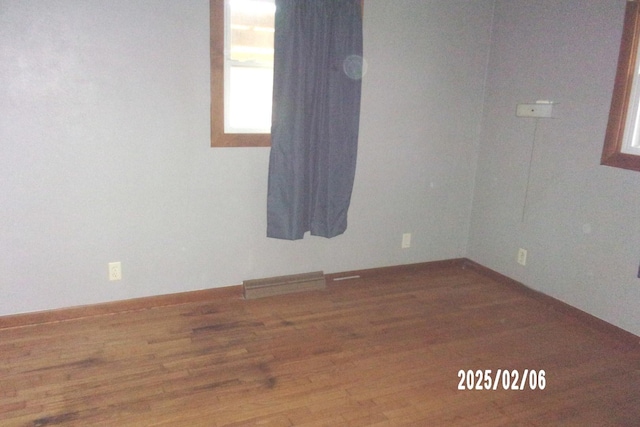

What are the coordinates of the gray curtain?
(266, 0, 363, 240)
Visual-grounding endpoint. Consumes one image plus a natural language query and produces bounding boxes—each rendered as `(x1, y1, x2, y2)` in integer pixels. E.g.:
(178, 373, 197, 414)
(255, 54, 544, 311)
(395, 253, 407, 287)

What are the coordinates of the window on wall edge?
(602, 0, 640, 172)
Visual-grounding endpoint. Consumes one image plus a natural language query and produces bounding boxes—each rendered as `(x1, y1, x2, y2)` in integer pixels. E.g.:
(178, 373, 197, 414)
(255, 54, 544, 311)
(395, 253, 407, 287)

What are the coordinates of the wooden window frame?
(210, 0, 271, 147)
(602, 0, 640, 172)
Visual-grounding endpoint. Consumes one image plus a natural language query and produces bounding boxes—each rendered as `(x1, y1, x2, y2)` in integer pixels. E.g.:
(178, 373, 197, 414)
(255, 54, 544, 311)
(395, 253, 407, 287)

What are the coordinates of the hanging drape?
(266, 0, 363, 240)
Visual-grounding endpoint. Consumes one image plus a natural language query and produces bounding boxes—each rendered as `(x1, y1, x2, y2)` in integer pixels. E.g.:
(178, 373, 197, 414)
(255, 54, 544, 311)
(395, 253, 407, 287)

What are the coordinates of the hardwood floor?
(1, 262, 639, 426)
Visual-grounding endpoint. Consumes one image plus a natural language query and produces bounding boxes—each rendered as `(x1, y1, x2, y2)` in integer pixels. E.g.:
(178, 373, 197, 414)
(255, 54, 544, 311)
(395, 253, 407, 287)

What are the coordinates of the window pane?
(228, 66, 273, 132)
(225, 0, 274, 134)
(622, 35, 640, 156)
(230, 0, 275, 65)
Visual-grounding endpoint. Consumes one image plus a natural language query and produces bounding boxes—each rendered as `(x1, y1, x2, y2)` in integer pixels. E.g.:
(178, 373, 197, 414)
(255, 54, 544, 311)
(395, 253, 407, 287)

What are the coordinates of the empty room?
(1, 0, 639, 425)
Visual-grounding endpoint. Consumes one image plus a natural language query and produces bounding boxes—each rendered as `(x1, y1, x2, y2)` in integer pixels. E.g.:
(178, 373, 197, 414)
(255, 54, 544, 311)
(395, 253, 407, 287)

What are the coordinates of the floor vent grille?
(243, 271, 326, 300)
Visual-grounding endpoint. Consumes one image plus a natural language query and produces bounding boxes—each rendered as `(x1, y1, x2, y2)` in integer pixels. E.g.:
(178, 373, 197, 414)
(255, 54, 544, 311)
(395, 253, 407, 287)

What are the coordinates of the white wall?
(0, 1, 494, 316)
(469, 0, 640, 336)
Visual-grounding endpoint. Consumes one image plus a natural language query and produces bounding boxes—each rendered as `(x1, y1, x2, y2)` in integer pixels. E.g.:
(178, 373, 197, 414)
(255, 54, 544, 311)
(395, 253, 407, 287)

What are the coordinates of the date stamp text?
(457, 369, 546, 391)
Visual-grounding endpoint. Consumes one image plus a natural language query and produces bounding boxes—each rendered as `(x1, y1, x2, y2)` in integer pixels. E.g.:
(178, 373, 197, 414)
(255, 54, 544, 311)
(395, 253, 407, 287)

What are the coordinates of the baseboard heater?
(243, 271, 326, 300)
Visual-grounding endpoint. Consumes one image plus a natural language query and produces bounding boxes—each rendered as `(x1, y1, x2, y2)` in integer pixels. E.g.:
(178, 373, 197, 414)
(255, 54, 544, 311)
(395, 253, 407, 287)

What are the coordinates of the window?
(602, 0, 640, 171)
(210, 0, 274, 147)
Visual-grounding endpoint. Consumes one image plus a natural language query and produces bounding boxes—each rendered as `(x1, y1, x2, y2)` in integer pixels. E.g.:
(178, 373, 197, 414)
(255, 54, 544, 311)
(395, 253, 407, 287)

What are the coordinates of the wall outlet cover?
(402, 233, 411, 249)
(109, 262, 122, 281)
(517, 248, 527, 266)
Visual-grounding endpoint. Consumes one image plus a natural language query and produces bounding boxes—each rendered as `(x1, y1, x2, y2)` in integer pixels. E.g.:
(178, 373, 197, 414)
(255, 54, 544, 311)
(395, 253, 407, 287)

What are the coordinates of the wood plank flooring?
(1, 263, 639, 426)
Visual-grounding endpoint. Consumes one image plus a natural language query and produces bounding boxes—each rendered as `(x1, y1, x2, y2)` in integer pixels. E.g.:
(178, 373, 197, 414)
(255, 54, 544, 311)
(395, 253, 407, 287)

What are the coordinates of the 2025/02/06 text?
(457, 369, 546, 391)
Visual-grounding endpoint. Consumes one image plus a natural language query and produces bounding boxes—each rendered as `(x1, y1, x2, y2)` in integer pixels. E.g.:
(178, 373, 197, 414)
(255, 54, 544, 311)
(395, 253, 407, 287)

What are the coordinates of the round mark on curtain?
(343, 55, 367, 80)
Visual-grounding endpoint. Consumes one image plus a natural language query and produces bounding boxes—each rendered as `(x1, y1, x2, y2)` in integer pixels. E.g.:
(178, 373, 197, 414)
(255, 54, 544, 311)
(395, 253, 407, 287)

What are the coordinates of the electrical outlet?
(402, 233, 411, 249)
(517, 248, 527, 266)
(109, 262, 122, 281)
